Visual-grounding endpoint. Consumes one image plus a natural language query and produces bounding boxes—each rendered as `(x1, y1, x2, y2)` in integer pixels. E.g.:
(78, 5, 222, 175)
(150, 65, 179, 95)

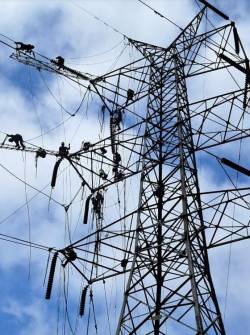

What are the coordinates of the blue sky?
(0, 0, 249, 334)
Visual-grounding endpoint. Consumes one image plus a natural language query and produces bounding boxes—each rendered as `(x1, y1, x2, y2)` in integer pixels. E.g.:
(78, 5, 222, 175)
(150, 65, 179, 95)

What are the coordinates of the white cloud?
(2, 299, 56, 335)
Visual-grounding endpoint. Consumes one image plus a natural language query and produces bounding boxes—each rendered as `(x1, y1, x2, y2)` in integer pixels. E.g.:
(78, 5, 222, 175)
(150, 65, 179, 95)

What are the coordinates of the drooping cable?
(27, 66, 44, 146)
(224, 113, 245, 322)
(24, 152, 32, 279)
(66, 39, 123, 60)
(39, 71, 75, 116)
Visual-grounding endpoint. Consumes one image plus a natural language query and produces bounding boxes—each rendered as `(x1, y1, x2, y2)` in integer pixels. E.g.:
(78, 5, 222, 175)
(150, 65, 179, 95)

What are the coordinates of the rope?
(26, 116, 73, 141)
(103, 279, 112, 335)
(223, 115, 244, 322)
(63, 269, 75, 335)
(39, 71, 75, 116)
(24, 152, 32, 279)
(27, 66, 44, 146)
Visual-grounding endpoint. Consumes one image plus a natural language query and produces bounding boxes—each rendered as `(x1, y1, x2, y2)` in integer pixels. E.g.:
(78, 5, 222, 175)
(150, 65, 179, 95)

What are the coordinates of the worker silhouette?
(126, 89, 134, 104)
(58, 142, 70, 157)
(100, 147, 107, 155)
(113, 109, 123, 130)
(92, 191, 104, 219)
(114, 152, 121, 164)
(7, 134, 25, 149)
(15, 42, 35, 56)
(62, 247, 77, 268)
(51, 56, 65, 69)
(114, 169, 124, 181)
(99, 169, 108, 180)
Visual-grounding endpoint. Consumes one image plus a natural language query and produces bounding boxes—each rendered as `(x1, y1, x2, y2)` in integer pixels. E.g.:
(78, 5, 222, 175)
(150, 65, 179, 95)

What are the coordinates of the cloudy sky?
(0, 0, 249, 334)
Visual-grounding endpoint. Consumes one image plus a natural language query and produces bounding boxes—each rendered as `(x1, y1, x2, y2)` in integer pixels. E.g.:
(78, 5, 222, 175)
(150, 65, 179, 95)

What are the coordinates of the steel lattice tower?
(116, 53, 223, 335)
(114, 11, 225, 334)
(3, 1, 250, 334)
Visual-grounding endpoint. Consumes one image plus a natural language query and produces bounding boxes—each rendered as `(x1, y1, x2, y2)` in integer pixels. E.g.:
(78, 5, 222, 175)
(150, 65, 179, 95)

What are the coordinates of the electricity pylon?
(3, 1, 250, 334)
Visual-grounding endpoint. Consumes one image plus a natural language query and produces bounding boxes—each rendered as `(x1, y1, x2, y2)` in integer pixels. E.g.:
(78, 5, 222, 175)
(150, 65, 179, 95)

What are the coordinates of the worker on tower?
(99, 169, 108, 180)
(113, 152, 122, 179)
(113, 109, 123, 131)
(15, 42, 35, 56)
(81, 141, 91, 151)
(5, 134, 26, 149)
(51, 56, 65, 69)
(92, 191, 104, 219)
(126, 89, 134, 104)
(36, 147, 46, 159)
(100, 147, 107, 155)
(114, 169, 124, 181)
(61, 247, 77, 268)
(58, 142, 70, 157)
(114, 152, 121, 165)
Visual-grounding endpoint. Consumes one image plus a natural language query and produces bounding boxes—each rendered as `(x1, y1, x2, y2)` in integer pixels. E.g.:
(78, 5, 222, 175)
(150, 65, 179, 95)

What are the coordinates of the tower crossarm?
(10, 51, 92, 82)
(199, 188, 250, 249)
(0, 143, 58, 157)
(182, 22, 248, 78)
(188, 87, 250, 151)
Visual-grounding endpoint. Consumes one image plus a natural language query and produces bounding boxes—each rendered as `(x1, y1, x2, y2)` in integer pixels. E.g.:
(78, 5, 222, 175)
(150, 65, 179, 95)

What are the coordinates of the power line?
(0, 233, 52, 251)
(137, 0, 183, 30)
(0, 32, 15, 43)
(0, 161, 62, 206)
(68, 0, 128, 39)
